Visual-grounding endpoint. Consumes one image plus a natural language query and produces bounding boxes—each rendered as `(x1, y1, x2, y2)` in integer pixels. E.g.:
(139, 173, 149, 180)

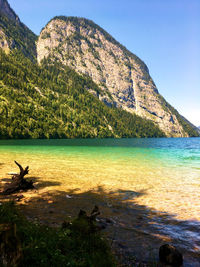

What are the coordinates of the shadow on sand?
(2, 179, 198, 267)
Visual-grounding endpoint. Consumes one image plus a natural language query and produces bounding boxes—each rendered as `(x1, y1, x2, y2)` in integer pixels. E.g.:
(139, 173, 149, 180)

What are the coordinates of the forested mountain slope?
(0, 0, 199, 138)
(0, 49, 166, 139)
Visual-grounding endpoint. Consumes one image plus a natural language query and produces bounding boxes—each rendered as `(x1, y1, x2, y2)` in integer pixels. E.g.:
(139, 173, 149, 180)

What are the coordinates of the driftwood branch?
(12, 161, 29, 180)
(14, 161, 24, 174)
(2, 161, 34, 195)
(62, 206, 110, 233)
(65, 206, 103, 234)
(89, 205, 101, 221)
(78, 205, 100, 222)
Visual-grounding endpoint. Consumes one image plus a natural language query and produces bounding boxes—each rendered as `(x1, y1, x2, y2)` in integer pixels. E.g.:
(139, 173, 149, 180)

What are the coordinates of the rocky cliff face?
(0, 0, 36, 59)
(0, 28, 9, 51)
(0, 0, 16, 51)
(37, 17, 194, 137)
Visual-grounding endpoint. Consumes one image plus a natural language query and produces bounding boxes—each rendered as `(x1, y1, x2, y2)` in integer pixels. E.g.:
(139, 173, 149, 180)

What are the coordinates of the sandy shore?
(1, 177, 200, 267)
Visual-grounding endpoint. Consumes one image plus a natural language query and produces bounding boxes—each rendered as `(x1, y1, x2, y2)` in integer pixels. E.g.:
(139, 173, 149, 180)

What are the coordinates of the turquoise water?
(0, 138, 200, 216)
(0, 138, 200, 259)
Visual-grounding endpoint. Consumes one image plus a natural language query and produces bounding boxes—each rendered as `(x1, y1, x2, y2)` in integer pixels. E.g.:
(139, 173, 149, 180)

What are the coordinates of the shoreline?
(1, 184, 200, 266)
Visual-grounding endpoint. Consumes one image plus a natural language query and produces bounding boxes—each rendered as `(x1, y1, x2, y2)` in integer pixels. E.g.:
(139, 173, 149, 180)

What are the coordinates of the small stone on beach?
(66, 194, 72, 198)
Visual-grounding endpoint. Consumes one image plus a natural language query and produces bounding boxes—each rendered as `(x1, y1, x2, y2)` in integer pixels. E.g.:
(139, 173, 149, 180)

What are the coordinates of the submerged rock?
(159, 244, 183, 267)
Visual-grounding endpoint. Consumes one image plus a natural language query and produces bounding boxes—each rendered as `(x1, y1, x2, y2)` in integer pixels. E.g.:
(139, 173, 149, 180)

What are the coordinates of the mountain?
(0, 0, 37, 60)
(0, 1, 199, 138)
(37, 16, 199, 137)
(0, 48, 166, 139)
(0, 1, 164, 139)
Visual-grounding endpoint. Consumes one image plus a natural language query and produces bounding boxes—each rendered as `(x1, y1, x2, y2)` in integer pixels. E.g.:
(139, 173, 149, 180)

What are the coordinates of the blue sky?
(9, 0, 200, 126)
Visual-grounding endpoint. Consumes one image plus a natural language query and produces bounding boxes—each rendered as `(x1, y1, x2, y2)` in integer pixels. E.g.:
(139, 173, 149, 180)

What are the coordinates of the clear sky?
(9, 0, 200, 126)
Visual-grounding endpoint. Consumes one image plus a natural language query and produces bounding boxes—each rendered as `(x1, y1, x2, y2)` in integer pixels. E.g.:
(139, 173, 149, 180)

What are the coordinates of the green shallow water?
(0, 138, 200, 220)
(0, 138, 200, 259)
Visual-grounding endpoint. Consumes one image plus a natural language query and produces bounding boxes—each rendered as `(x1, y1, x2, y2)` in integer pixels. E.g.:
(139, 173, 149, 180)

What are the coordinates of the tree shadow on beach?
(30, 176, 62, 189)
(10, 184, 200, 266)
(0, 176, 61, 193)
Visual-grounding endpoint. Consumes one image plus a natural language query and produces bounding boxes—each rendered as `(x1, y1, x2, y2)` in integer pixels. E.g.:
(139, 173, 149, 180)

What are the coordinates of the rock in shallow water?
(159, 244, 183, 267)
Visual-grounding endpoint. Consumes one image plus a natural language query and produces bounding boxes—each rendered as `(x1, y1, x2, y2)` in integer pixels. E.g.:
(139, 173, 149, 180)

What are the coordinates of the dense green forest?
(0, 13, 37, 60)
(0, 49, 165, 139)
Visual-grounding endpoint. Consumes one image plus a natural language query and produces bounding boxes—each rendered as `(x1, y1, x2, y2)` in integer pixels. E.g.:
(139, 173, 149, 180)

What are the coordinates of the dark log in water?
(1, 161, 34, 195)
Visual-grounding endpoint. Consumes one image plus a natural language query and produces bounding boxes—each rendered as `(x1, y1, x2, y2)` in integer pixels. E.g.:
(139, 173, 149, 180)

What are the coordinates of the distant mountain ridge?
(0, 0, 199, 138)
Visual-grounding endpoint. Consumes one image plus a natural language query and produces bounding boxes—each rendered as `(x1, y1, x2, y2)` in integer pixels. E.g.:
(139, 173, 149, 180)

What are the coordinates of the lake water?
(0, 138, 200, 263)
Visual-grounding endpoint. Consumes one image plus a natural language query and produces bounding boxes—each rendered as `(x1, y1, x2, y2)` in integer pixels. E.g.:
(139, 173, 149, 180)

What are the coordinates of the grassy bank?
(0, 202, 116, 267)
